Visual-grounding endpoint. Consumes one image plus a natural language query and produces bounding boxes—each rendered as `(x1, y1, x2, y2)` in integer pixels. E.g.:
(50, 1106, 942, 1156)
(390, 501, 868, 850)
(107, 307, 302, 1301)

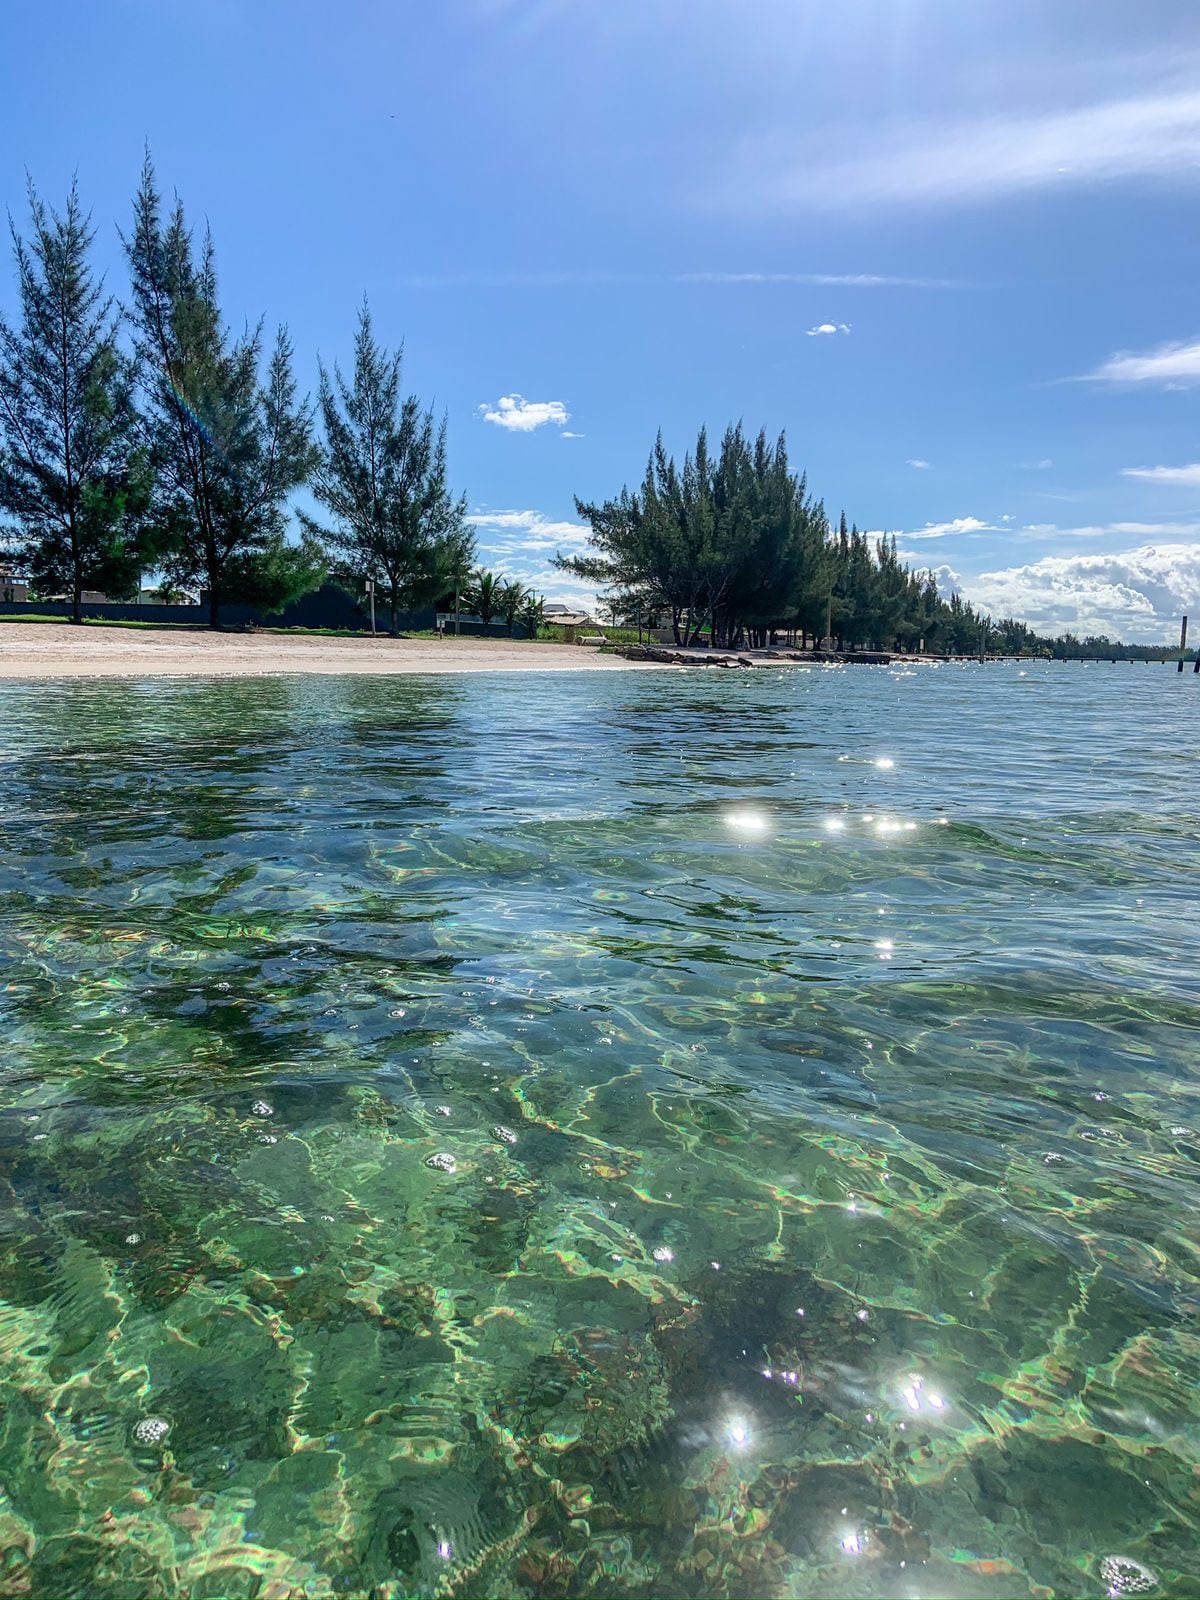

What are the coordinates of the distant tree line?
(985, 619, 1190, 662)
(0, 160, 533, 632)
(557, 423, 1001, 652)
(560, 424, 1179, 656)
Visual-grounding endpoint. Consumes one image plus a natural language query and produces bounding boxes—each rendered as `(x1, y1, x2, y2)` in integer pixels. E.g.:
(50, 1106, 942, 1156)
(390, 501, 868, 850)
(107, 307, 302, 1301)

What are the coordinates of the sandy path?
(0, 625, 659, 679)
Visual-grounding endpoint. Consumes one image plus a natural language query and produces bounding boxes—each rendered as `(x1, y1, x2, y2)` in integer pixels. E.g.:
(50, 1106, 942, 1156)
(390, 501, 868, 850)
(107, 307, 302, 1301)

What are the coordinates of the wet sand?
(0, 625, 661, 679)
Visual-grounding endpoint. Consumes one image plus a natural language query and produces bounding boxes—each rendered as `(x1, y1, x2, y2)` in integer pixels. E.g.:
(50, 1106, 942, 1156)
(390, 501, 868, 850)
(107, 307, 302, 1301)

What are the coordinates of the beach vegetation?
(299, 302, 473, 636)
(0, 181, 153, 622)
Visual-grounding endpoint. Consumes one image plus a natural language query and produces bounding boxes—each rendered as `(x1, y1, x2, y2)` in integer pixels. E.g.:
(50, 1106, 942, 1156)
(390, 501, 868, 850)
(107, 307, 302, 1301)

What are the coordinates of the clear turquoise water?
(0, 662, 1197, 1598)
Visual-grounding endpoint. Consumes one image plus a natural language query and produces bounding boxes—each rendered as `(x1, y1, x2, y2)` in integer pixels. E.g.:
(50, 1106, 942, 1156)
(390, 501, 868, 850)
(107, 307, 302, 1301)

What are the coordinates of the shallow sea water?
(0, 661, 1198, 1599)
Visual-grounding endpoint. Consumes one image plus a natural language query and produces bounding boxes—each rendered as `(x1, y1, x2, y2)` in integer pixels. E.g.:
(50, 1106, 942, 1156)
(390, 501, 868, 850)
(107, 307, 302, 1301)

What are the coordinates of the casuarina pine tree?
(0, 180, 152, 622)
(300, 303, 473, 634)
(124, 155, 321, 629)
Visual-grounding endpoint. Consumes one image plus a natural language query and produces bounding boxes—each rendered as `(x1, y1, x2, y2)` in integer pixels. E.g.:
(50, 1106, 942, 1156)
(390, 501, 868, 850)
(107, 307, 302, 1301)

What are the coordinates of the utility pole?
(367, 577, 376, 635)
(1179, 615, 1188, 673)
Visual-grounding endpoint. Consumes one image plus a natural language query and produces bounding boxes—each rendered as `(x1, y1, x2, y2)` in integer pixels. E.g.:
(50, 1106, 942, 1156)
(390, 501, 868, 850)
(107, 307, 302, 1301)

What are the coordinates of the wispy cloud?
(719, 85, 1200, 212)
(1022, 458, 1055, 470)
(560, 430, 585, 439)
(1122, 462, 1200, 485)
(679, 272, 961, 289)
(1083, 337, 1200, 386)
(895, 516, 997, 541)
(906, 458, 931, 470)
(467, 508, 591, 549)
(394, 269, 964, 290)
(1016, 519, 1200, 540)
(478, 395, 570, 432)
(965, 542, 1200, 640)
(806, 321, 851, 337)
(468, 508, 596, 607)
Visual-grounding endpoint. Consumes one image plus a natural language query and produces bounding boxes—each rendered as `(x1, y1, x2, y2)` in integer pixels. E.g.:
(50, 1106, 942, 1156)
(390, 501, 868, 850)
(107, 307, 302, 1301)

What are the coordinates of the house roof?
(544, 605, 596, 624)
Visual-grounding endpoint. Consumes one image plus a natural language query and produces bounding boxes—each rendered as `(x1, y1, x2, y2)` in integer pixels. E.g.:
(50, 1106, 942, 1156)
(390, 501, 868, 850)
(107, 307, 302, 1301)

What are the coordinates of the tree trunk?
(390, 589, 399, 636)
(208, 590, 220, 630)
(72, 578, 82, 626)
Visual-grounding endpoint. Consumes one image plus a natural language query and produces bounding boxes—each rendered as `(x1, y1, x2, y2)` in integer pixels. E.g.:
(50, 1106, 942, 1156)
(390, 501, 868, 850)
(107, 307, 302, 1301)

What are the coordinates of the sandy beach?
(0, 624, 662, 679)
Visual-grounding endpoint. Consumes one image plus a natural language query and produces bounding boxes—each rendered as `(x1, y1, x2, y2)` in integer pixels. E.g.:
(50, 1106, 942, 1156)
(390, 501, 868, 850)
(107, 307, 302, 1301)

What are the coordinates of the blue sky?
(2, 0, 1199, 638)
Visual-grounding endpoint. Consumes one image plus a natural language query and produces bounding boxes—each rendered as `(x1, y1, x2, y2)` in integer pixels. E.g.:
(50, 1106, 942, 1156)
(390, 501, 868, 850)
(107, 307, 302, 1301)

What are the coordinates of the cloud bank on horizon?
(963, 543, 1200, 640)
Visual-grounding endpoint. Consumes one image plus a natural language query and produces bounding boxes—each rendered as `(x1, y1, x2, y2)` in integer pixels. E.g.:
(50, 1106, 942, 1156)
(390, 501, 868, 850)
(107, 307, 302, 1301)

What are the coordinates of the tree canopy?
(124, 155, 320, 628)
(300, 303, 473, 634)
(563, 423, 1000, 652)
(0, 181, 152, 621)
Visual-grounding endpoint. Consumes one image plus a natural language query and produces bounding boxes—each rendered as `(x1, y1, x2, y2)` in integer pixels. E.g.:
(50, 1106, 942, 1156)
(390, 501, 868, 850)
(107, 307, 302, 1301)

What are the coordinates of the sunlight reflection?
(901, 1374, 949, 1416)
(724, 808, 770, 836)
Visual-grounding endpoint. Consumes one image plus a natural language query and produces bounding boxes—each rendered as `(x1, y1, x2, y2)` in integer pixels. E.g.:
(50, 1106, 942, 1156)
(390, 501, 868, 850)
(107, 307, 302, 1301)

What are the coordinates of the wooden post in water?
(1179, 615, 1188, 673)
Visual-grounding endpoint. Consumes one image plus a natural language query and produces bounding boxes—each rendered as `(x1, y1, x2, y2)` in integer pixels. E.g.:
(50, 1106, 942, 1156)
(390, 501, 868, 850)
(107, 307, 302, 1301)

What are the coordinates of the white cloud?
(906, 458, 931, 470)
(1084, 337, 1200, 387)
(1122, 462, 1200, 485)
(896, 557, 962, 593)
(720, 86, 1200, 212)
(929, 564, 962, 595)
(1015, 519, 1200, 540)
(681, 272, 960, 289)
(1022, 458, 1055, 470)
(806, 322, 851, 337)
(560, 430, 585, 439)
(964, 543, 1200, 639)
(478, 394, 571, 432)
(467, 508, 597, 608)
(900, 516, 996, 541)
(397, 269, 962, 290)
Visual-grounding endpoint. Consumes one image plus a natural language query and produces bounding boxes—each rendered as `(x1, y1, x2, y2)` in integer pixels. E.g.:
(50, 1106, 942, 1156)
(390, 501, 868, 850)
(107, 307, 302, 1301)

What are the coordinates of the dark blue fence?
(0, 584, 436, 634)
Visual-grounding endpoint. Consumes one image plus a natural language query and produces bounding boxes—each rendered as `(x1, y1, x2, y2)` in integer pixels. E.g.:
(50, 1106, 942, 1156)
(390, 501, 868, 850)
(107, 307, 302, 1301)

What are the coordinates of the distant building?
(544, 602, 595, 627)
(138, 588, 200, 605)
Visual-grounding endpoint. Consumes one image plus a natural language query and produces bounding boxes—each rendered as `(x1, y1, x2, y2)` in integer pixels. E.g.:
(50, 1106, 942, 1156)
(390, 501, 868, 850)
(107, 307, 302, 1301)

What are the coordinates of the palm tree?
(498, 579, 527, 636)
(466, 568, 502, 628)
(520, 592, 545, 641)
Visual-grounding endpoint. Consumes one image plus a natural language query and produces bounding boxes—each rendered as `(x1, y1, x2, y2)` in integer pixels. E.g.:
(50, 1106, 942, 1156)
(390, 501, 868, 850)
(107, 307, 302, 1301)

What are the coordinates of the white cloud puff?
(1122, 462, 1200, 485)
(806, 322, 851, 337)
(906, 458, 931, 470)
(929, 563, 962, 594)
(1084, 338, 1200, 387)
(478, 395, 571, 432)
(964, 542, 1200, 640)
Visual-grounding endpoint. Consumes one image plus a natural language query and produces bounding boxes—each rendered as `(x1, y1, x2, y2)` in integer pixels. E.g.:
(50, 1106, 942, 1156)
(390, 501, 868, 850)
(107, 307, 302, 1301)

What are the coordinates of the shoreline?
(0, 624, 665, 679)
